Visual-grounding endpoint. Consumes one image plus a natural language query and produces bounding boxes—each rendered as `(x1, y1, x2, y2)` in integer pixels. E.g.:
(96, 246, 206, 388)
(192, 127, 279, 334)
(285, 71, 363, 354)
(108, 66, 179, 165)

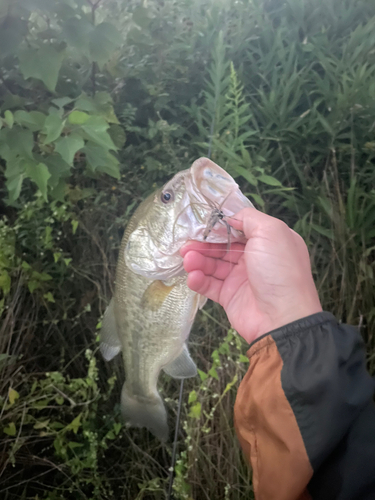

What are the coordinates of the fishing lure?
(203, 207, 232, 253)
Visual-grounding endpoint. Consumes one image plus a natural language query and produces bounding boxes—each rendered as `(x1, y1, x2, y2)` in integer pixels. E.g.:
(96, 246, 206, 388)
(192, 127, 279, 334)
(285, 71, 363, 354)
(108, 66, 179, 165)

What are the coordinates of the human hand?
(181, 208, 322, 344)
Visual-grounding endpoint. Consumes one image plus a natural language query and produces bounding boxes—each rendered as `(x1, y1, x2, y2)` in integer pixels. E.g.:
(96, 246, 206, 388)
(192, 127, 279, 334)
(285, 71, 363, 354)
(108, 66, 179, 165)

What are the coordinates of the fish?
(99, 157, 253, 441)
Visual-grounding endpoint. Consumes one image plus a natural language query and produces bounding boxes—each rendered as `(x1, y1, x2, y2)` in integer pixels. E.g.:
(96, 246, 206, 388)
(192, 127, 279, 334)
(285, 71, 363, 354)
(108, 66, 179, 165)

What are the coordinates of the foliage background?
(1, 0, 375, 498)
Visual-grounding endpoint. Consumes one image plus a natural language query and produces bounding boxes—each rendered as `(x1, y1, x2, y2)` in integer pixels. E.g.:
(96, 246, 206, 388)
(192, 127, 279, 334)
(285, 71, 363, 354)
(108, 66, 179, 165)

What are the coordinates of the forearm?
(234, 312, 375, 500)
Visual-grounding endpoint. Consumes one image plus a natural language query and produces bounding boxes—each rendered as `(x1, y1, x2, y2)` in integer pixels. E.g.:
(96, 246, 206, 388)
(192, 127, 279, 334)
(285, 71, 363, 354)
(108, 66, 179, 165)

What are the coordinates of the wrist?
(269, 294, 323, 334)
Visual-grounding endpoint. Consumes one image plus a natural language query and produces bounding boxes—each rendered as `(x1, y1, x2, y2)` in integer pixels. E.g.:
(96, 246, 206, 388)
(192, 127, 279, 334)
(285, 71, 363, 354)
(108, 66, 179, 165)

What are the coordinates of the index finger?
(180, 241, 246, 263)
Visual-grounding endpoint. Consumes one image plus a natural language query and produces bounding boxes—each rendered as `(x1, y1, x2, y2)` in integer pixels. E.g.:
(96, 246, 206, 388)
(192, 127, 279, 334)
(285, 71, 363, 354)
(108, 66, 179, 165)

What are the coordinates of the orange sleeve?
(234, 335, 313, 500)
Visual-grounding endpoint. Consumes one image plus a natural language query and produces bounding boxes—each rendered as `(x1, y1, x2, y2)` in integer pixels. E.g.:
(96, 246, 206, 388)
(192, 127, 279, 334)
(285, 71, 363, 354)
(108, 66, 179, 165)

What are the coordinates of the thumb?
(228, 207, 274, 239)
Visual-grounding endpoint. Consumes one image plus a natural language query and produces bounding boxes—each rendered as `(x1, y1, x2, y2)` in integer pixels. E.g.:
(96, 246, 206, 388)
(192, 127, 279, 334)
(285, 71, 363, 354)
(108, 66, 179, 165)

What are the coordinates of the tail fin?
(121, 384, 168, 441)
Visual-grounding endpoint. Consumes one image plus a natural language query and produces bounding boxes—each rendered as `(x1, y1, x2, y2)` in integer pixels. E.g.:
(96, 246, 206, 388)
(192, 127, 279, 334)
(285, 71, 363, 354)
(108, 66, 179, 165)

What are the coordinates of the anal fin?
(163, 344, 197, 379)
(99, 298, 122, 361)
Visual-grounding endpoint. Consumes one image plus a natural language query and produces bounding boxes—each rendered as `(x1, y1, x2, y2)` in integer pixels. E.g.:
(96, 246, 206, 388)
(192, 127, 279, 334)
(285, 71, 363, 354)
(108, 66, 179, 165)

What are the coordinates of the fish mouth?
(184, 157, 253, 242)
(188, 157, 252, 214)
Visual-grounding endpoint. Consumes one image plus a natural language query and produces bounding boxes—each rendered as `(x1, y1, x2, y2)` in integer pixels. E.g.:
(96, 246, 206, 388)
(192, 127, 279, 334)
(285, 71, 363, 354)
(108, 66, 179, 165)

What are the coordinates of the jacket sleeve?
(234, 312, 375, 500)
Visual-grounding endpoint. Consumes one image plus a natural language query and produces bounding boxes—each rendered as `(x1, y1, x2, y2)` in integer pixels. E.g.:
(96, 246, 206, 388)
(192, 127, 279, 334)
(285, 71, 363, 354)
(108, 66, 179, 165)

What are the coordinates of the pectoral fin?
(141, 280, 176, 312)
(198, 294, 207, 310)
(189, 293, 208, 321)
(163, 344, 197, 379)
(99, 299, 122, 361)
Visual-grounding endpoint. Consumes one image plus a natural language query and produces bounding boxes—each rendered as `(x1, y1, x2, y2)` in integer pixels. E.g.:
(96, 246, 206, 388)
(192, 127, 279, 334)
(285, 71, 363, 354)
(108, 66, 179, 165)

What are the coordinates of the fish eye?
(161, 190, 174, 204)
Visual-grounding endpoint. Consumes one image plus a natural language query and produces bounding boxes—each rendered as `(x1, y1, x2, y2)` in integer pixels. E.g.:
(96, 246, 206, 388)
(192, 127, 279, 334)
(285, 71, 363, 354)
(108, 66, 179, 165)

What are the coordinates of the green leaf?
(14, 110, 46, 131)
(0, 271, 11, 295)
(197, 369, 208, 382)
(25, 162, 51, 201)
(8, 388, 19, 405)
(311, 224, 334, 239)
(248, 193, 265, 208)
(223, 374, 238, 395)
(239, 354, 249, 363)
(52, 97, 75, 109)
(257, 174, 282, 187)
(5, 166, 24, 202)
(189, 402, 201, 419)
(62, 16, 93, 55)
(68, 110, 90, 125)
(109, 124, 126, 148)
(132, 6, 153, 29)
(68, 413, 82, 434)
(232, 165, 258, 186)
(3, 422, 16, 436)
(3, 127, 34, 159)
(19, 45, 65, 92)
(71, 220, 79, 235)
(96, 160, 120, 179)
(80, 116, 117, 151)
(89, 22, 122, 69)
(28, 280, 40, 293)
(34, 419, 50, 429)
(44, 154, 71, 188)
(83, 143, 119, 178)
(43, 292, 55, 303)
(42, 114, 65, 144)
(0, 17, 28, 58)
(316, 112, 335, 137)
(54, 134, 84, 165)
(208, 366, 219, 380)
(188, 390, 197, 404)
(4, 110, 14, 128)
(68, 441, 84, 449)
(113, 422, 122, 435)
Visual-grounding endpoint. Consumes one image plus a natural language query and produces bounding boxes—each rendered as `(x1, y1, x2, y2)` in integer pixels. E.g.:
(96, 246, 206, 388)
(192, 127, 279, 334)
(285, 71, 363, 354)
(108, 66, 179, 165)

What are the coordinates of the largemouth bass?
(100, 157, 252, 440)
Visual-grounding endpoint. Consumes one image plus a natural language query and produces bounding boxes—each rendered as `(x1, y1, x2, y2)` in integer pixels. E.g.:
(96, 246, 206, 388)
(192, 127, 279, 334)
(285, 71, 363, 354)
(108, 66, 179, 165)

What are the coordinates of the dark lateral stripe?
(234, 335, 313, 500)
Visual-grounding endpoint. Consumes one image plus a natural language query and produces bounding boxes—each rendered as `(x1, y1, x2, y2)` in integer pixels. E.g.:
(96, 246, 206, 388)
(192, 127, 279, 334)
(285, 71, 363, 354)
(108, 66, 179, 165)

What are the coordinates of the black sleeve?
(234, 312, 375, 500)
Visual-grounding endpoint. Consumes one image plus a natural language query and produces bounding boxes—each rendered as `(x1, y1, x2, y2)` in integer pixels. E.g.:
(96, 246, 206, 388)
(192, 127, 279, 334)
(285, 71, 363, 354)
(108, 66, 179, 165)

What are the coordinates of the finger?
(186, 270, 223, 303)
(228, 207, 281, 239)
(181, 241, 245, 263)
(180, 241, 227, 258)
(183, 250, 235, 280)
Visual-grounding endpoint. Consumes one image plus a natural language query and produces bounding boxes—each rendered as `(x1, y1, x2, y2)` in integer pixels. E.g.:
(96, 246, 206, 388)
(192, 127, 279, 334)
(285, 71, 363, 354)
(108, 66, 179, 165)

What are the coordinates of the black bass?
(100, 157, 252, 440)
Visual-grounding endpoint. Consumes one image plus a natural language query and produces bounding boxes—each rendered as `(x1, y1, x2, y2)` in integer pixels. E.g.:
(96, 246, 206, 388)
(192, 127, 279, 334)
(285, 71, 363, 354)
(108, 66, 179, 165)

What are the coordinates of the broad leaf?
(42, 154, 71, 188)
(42, 114, 65, 144)
(8, 388, 19, 405)
(89, 22, 122, 68)
(14, 110, 46, 131)
(4, 159, 25, 202)
(80, 117, 117, 151)
(4, 110, 14, 128)
(83, 142, 119, 179)
(4, 422, 16, 436)
(19, 45, 65, 92)
(68, 110, 89, 125)
(0, 127, 34, 161)
(0, 17, 28, 58)
(62, 16, 93, 55)
(25, 162, 51, 200)
(132, 6, 153, 29)
(54, 133, 84, 165)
